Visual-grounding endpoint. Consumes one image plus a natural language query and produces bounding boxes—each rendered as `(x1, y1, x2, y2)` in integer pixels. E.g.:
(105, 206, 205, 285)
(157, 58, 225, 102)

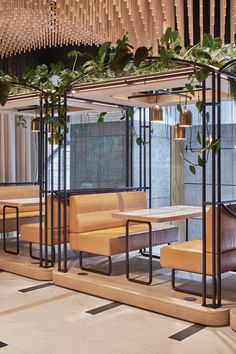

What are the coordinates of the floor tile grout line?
(86, 301, 122, 315)
(169, 324, 206, 341)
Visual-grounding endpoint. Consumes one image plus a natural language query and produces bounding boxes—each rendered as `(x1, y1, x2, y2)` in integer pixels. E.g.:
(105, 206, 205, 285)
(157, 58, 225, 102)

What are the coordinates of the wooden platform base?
(53, 254, 236, 327)
(0, 243, 54, 281)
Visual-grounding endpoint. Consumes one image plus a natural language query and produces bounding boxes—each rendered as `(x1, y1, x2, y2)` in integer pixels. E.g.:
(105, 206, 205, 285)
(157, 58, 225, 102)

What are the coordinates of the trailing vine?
(0, 28, 235, 160)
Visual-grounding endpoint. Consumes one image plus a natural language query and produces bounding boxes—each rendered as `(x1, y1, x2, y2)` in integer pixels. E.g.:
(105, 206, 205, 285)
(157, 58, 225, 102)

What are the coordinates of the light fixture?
(150, 94, 163, 122)
(179, 108, 192, 127)
(174, 124, 185, 140)
(31, 117, 40, 132)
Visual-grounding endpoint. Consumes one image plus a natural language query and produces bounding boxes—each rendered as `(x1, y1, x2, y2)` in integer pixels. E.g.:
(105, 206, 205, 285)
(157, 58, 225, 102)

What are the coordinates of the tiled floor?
(0, 272, 236, 354)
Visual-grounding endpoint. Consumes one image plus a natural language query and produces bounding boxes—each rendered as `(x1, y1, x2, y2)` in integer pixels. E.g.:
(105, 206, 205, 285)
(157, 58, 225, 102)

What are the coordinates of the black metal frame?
(126, 219, 152, 285)
(3, 205, 19, 255)
(32, 56, 236, 309)
(79, 252, 112, 276)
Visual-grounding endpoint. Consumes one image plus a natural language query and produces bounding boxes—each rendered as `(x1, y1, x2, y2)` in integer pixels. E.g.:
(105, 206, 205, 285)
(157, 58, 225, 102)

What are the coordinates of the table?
(113, 205, 203, 285)
(0, 198, 41, 255)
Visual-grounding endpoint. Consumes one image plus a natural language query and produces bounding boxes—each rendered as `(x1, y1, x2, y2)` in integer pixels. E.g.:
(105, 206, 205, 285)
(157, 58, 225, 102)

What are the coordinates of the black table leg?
(186, 218, 189, 241)
(126, 219, 152, 285)
(3, 205, 20, 255)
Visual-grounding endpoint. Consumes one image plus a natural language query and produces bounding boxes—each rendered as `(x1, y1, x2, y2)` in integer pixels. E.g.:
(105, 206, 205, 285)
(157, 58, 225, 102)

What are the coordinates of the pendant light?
(174, 123, 185, 140)
(150, 94, 163, 122)
(31, 117, 40, 132)
(179, 95, 192, 127)
(179, 109, 192, 127)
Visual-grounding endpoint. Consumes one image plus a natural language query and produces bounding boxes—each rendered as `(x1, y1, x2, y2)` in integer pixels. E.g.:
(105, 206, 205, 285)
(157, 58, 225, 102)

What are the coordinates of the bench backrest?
(206, 206, 236, 253)
(0, 185, 39, 214)
(69, 191, 147, 233)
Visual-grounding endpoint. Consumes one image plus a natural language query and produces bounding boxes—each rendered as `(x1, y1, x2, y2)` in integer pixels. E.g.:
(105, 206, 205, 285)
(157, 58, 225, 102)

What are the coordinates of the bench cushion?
(0, 211, 40, 233)
(70, 223, 179, 256)
(20, 223, 67, 245)
(160, 239, 236, 275)
(69, 191, 147, 233)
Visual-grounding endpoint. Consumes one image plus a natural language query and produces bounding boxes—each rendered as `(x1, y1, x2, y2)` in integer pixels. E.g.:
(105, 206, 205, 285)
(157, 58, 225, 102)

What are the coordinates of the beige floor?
(0, 271, 236, 354)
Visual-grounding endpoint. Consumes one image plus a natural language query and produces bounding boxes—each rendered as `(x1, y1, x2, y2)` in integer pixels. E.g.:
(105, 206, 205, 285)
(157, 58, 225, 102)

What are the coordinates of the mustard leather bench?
(69, 191, 179, 275)
(20, 195, 68, 261)
(160, 205, 236, 295)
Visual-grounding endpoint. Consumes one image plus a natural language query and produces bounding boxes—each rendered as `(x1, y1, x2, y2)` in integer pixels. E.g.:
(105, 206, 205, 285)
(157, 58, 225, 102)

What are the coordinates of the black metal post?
(57, 95, 62, 272)
(211, 71, 217, 307)
(139, 108, 142, 189)
(143, 108, 146, 190)
(217, 73, 222, 306)
(50, 104, 55, 267)
(62, 92, 68, 272)
(148, 110, 152, 208)
(126, 108, 130, 187)
(202, 80, 207, 306)
(39, 95, 44, 267)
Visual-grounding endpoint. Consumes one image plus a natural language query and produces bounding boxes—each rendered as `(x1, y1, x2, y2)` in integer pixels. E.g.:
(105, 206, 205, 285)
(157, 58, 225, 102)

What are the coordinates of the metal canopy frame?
(4, 56, 236, 310)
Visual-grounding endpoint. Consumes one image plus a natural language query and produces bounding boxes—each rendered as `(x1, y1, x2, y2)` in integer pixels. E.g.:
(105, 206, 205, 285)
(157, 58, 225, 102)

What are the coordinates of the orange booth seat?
(160, 206, 236, 293)
(69, 191, 179, 274)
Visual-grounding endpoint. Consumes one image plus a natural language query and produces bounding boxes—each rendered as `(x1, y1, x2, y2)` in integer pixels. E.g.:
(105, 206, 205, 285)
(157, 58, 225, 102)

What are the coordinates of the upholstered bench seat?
(20, 223, 67, 245)
(161, 238, 236, 275)
(70, 222, 179, 256)
(0, 211, 40, 233)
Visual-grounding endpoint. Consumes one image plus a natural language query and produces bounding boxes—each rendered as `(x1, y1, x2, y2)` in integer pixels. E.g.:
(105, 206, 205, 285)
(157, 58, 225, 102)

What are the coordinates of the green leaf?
(0, 80, 10, 106)
(196, 131, 201, 145)
(136, 137, 143, 146)
(176, 103, 182, 114)
(97, 112, 107, 123)
(198, 155, 205, 167)
(214, 139, 221, 153)
(98, 41, 112, 63)
(195, 68, 210, 83)
(196, 100, 204, 112)
(134, 46, 149, 67)
(185, 83, 195, 96)
(189, 165, 196, 175)
(127, 107, 134, 119)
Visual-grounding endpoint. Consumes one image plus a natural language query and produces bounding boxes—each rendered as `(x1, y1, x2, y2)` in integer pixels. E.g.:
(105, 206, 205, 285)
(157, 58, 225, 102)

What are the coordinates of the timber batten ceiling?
(0, 0, 235, 57)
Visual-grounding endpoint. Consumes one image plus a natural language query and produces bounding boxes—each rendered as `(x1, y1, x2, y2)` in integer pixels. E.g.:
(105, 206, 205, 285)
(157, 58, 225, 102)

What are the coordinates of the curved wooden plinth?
(53, 267, 231, 327)
(0, 249, 53, 281)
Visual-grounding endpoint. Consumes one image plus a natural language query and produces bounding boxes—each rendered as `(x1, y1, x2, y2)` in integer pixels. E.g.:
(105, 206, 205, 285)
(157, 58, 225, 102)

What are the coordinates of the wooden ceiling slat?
(0, 1, 235, 57)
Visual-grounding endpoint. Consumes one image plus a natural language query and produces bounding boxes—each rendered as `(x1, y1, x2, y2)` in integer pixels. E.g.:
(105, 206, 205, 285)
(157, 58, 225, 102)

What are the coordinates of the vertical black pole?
(149, 111, 152, 208)
(39, 95, 44, 267)
(217, 73, 222, 307)
(63, 92, 68, 272)
(44, 95, 49, 268)
(50, 103, 54, 267)
(130, 112, 134, 187)
(211, 71, 217, 307)
(139, 108, 142, 189)
(126, 108, 129, 187)
(143, 108, 146, 191)
(57, 95, 62, 272)
(202, 80, 207, 306)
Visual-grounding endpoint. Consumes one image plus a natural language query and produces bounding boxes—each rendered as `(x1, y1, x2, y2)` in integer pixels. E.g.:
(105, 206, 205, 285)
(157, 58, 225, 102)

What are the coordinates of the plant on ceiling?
(0, 28, 235, 152)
